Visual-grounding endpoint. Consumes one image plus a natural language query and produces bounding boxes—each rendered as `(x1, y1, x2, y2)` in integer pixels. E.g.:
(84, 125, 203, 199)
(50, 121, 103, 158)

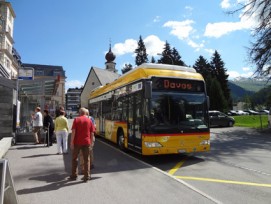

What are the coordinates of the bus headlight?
(200, 140, 210, 145)
(144, 142, 162, 148)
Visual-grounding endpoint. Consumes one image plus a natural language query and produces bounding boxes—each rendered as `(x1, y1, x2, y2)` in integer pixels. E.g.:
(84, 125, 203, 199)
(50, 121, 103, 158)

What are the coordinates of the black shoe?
(68, 176, 77, 181)
(81, 177, 91, 182)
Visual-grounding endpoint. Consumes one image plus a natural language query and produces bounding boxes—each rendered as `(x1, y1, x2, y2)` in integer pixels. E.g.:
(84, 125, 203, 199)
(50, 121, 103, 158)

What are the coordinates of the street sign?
(18, 68, 34, 80)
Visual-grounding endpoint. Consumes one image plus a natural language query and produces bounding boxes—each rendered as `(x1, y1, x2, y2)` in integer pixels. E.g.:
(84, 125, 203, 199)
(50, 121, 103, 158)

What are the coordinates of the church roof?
(93, 67, 119, 85)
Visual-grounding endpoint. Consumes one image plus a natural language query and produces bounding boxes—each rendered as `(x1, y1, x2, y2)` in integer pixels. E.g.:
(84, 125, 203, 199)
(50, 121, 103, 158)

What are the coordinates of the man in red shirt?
(69, 107, 95, 182)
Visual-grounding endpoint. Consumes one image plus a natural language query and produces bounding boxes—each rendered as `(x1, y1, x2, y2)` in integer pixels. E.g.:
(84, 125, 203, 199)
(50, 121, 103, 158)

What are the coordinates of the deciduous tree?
(229, 0, 271, 78)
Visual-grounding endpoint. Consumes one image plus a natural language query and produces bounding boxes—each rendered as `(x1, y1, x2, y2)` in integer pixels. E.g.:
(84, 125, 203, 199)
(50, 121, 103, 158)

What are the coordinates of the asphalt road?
(125, 127, 271, 204)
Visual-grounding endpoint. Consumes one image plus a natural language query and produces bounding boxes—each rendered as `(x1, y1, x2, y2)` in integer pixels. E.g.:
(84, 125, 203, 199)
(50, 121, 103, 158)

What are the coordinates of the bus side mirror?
(145, 81, 152, 99)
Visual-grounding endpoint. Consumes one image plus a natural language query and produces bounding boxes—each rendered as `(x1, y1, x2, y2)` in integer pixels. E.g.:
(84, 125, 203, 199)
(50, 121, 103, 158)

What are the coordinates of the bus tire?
(117, 129, 125, 150)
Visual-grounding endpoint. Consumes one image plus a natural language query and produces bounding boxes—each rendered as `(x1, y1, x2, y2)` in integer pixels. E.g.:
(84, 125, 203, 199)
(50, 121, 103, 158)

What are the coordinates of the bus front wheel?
(117, 130, 125, 150)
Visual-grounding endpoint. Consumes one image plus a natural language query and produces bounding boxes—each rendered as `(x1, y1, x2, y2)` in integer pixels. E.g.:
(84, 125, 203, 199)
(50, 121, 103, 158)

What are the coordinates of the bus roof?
(89, 63, 204, 99)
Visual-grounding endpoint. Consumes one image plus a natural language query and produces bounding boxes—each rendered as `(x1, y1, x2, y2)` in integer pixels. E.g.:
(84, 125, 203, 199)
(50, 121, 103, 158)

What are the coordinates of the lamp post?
(157, 53, 174, 65)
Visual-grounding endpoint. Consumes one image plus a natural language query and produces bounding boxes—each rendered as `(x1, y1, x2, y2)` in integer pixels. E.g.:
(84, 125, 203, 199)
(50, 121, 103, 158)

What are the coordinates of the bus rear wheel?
(117, 130, 125, 150)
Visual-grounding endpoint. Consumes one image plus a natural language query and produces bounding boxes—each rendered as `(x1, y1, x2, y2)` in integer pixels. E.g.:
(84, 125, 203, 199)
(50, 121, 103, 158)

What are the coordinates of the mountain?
(228, 77, 270, 102)
(228, 81, 254, 101)
(231, 77, 271, 92)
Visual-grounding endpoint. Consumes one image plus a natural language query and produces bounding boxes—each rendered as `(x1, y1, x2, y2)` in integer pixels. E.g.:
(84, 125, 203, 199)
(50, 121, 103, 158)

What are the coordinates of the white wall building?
(0, 0, 17, 79)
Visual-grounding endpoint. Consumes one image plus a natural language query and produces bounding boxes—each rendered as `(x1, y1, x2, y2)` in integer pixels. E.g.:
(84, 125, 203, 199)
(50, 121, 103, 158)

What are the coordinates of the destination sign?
(152, 78, 204, 92)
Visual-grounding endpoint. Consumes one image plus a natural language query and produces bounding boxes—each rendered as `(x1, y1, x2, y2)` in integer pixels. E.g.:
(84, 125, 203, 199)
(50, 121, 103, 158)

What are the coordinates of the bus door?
(127, 93, 142, 152)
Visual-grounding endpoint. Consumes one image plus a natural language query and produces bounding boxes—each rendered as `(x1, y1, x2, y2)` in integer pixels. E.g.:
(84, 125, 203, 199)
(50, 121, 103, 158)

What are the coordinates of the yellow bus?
(89, 63, 210, 155)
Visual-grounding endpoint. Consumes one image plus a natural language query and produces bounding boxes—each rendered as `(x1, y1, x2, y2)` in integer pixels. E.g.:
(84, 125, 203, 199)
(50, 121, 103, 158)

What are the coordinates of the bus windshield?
(147, 91, 209, 134)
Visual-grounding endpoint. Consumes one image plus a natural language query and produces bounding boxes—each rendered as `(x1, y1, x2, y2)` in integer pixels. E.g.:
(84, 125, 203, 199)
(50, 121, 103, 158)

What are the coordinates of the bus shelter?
(17, 78, 59, 132)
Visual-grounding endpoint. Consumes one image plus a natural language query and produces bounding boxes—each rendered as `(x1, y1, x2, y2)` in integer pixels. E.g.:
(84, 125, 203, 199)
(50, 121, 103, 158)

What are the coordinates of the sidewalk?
(4, 139, 217, 204)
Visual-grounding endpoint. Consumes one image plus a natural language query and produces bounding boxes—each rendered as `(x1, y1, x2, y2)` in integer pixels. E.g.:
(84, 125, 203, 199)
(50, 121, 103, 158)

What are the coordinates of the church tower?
(105, 44, 117, 73)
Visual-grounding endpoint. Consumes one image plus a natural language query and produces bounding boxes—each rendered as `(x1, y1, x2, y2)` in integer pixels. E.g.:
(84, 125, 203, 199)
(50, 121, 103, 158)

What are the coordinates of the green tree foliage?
(243, 95, 252, 110)
(172, 47, 185, 66)
(229, 0, 271, 78)
(158, 41, 174, 65)
(121, 63, 133, 74)
(150, 56, 156, 63)
(209, 78, 228, 111)
(210, 50, 231, 108)
(135, 35, 148, 66)
(250, 85, 271, 108)
(193, 55, 211, 80)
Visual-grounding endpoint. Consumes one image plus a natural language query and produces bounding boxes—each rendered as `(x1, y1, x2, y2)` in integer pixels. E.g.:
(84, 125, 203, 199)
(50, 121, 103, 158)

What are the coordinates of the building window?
(53, 71, 61, 76)
(35, 70, 44, 76)
(6, 59, 10, 69)
(92, 82, 95, 85)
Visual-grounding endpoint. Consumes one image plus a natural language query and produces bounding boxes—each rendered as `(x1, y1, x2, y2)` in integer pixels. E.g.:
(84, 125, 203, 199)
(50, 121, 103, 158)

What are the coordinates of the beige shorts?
(32, 126, 42, 133)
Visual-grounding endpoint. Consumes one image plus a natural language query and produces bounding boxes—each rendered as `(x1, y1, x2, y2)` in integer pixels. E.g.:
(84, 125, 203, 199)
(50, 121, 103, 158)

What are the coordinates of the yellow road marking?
(175, 176, 271, 188)
(168, 158, 187, 175)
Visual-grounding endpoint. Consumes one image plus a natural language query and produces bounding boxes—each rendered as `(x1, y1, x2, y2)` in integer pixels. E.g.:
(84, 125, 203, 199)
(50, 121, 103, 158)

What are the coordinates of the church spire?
(105, 42, 117, 72)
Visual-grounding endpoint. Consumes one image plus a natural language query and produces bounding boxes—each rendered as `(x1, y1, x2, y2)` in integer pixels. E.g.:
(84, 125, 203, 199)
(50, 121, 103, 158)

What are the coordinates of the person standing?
(54, 109, 69, 154)
(79, 109, 96, 174)
(43, 110, 54, 146)
(32, 107, 43, 144)
(69, 107, 95, 182)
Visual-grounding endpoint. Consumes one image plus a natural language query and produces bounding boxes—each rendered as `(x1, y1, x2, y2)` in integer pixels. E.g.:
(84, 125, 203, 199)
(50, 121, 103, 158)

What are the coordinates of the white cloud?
(111, 35, 164, 58)
(163, 20, 214, 53)
(163, 20, 195, 40)
(187, 39, 204, 51)
(184, 6, 193, 18)
(228, 70, 241, 79)
(241, 71, 254, 78)
(227, 69, 254, 79)
(153, 16, 161, 23)
(206, 0, 258, 38)
(204, 48, 215, 55)
(143, 35, 164, 56)
(220, 0, 231, 9)
(66, 80, 84, 91)
(112, 39, 138, 56)
(204, 21, 246, 38)
(242, 67, 250, 71)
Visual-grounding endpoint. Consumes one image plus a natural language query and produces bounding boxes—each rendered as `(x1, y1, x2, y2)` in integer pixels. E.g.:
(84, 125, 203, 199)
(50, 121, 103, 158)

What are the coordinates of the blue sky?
(10, 0, 256, 90)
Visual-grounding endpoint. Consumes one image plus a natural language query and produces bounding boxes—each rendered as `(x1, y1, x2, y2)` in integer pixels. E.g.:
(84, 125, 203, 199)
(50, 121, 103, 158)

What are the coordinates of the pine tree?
(209, 78, 227, 112)
(135, 35, 148, 66)
(210, 50, 231, 109)
(193, 55, 211, 80)
(150, 56, 156, 63)
(121, 64, 133, 74)
(157, 41, 173, 65)
(172, 47, 185, 66)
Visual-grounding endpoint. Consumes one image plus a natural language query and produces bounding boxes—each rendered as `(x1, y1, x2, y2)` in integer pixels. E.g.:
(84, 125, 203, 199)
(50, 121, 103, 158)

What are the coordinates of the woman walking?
(54, 110, 69, 154)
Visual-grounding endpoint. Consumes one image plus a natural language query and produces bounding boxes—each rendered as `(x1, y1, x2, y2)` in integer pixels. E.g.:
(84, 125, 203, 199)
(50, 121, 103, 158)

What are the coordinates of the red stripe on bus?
(114, 121, 127, 125)
(142, 132, 209, 137)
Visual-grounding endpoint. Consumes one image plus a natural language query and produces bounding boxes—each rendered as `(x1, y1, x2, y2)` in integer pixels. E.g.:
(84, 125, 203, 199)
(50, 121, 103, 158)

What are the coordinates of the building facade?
(0, 0, 17, 79)
(18, 64, 66, 126)
(66, 87, 83, 114)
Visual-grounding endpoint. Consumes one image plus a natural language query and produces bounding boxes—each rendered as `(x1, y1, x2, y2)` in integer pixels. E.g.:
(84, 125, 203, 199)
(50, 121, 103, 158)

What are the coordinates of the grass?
(233, 115, 268, 129)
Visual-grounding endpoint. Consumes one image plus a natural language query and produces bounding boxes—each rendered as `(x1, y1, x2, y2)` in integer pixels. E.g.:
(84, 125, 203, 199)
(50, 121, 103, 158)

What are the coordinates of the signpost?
(18, 68, 34, 80)
(16, 67, 34, 128)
